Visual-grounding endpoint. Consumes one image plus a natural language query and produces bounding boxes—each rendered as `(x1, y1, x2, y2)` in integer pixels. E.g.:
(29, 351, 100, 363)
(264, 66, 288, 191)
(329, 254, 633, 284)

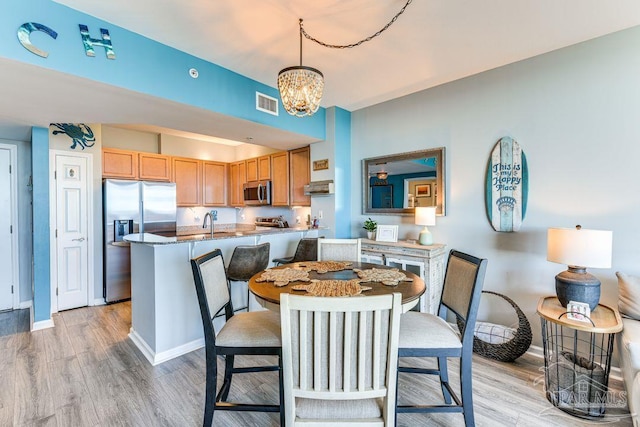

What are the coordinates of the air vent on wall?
(256, 92, 278, 116)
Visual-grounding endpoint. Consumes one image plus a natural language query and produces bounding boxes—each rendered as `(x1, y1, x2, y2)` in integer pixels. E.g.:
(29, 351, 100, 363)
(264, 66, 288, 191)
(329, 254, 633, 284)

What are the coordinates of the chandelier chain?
(299, 0, 413, 49)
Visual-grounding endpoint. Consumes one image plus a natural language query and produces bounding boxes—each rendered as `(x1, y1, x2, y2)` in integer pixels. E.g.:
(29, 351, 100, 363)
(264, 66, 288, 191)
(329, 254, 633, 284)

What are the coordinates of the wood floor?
(0, 302, 633, 426)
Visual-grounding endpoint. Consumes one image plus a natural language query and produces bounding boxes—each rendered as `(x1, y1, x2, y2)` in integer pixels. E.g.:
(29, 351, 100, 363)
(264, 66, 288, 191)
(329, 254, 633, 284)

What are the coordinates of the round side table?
(537, 296, 623, 419)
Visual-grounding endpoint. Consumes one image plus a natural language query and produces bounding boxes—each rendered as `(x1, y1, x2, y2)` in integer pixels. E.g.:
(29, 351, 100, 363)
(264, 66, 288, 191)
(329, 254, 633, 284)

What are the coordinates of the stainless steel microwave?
(243, 180, 271, 205)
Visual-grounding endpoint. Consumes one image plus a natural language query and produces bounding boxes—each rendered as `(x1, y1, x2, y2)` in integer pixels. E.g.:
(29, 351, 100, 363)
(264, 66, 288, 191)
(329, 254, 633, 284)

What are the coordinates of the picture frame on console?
(376, 225, 399, 242)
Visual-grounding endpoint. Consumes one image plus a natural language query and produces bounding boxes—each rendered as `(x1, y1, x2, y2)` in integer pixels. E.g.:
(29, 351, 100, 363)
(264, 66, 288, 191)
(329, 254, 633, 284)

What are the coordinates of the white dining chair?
(280, 292, 402, 426)
(317, 238, 362, 262)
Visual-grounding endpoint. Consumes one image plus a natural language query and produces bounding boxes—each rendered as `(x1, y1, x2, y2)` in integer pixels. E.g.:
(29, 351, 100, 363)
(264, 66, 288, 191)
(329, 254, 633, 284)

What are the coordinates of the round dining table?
(249, 261, 425, 313)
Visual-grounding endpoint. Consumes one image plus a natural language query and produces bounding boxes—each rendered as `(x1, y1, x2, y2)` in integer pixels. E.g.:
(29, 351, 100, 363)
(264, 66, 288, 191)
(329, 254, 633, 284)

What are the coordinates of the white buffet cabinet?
(125, 228, 319, 365)
(360, 239, 447, 314)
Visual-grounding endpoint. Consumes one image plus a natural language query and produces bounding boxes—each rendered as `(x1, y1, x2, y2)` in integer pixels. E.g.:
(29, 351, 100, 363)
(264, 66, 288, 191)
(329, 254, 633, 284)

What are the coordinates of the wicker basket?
(458, 291, 532, 362)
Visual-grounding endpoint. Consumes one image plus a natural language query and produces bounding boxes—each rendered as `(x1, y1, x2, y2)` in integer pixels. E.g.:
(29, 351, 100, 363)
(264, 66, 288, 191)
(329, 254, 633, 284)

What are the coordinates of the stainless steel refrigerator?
(103, 179, 177, 302)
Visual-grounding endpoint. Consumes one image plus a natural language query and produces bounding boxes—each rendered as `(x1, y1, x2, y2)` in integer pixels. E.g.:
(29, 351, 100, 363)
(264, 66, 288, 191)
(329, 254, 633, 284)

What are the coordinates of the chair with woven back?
(317, 238, 362, 262)
(190, 248, 283, 426)
(280, 292, 402, 426)
(396, 249, 488, 427)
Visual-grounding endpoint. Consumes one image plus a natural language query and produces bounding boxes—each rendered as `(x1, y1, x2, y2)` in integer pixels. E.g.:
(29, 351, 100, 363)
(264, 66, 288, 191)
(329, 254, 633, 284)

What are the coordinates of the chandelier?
(277, 20, 324, 118)
(277, 0, 413, 118)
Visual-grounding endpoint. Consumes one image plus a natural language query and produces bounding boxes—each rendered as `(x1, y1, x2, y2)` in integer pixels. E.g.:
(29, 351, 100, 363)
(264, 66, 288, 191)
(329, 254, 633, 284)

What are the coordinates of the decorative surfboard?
(485, 137, 528, 232)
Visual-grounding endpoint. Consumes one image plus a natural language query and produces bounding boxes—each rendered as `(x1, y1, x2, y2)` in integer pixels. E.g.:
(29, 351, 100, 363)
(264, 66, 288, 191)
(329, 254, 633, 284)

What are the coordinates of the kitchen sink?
(176, 231, 242, 241)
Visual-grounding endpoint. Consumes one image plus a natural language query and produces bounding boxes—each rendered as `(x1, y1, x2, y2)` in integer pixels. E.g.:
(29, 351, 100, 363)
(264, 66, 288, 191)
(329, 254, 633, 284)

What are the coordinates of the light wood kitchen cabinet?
(172, 157, 201, 206)
(139, 153, 171, 181)
(246, 157, 258, 182)
(258, 155, 271, 180)
(246, 155, 271, 182)
(289, 146, 311, 206)
(229, 160, 246, 207)
(102, 148, 138, 179)
(203, 161, 227, 206)
(271, 151, 290, 206)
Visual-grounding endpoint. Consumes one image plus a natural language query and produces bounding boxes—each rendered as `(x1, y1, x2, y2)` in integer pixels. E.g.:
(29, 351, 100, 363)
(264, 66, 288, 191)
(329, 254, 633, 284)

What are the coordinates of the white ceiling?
(3, 1, 640, 148)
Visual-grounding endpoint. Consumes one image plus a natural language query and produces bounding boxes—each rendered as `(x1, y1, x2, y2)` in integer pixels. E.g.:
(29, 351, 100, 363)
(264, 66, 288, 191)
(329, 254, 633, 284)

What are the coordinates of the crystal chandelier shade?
(278, 3, 412, 118)
(278, 65, 324, 117)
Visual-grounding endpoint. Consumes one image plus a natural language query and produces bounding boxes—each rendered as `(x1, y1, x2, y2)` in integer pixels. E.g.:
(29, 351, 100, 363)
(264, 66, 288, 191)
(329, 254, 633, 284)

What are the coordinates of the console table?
(360, 239, 447, 314)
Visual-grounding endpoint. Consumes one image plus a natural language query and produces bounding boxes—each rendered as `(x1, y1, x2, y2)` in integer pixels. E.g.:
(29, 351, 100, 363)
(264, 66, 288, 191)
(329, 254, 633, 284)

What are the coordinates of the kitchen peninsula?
(125, 226, 319, 365)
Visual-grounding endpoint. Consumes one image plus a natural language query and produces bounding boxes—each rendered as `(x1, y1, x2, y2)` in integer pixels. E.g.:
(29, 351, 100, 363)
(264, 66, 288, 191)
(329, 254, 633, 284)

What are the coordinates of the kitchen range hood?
(304, 180, 334, 196)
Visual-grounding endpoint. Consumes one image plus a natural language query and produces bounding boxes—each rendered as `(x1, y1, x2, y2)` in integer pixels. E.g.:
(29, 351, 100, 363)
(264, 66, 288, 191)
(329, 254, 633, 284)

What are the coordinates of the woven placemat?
(255, 268, 310, 287)
(292, 279, 369, 297)
(297, 261, 353, 273)
(353, 268, 413, 287)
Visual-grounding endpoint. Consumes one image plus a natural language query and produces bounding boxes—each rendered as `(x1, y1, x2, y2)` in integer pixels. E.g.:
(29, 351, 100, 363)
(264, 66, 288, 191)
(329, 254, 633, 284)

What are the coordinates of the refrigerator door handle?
(139, 200, 144, 234)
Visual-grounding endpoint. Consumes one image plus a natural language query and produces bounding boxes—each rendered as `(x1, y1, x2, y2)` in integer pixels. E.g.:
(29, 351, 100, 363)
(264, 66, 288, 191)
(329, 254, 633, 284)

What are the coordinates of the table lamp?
(415, 207, 436, 245)
(547, 225, 612, 311)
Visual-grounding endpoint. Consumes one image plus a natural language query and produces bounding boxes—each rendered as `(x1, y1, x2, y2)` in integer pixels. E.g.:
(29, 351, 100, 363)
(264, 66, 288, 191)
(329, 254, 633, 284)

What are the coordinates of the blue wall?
(31, 126, 49, 322)
(1, 0, 325, 139)
(333, 107, 351, 238)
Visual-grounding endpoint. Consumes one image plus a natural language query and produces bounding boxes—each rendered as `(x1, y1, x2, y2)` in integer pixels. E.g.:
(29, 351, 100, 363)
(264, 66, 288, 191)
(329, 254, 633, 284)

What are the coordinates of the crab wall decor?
(52, 123, 95, 150)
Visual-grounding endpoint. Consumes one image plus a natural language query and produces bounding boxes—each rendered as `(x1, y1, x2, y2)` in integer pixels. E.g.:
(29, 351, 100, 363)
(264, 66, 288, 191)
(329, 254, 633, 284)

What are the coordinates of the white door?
(55, 154, 90, 310)
(0, 148, 14, 311)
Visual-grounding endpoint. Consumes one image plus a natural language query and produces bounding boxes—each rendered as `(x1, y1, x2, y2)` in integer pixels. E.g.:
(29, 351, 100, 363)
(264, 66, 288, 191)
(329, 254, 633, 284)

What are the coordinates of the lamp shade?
(547, 227, 612, 268)
(415, 207, 436, 226)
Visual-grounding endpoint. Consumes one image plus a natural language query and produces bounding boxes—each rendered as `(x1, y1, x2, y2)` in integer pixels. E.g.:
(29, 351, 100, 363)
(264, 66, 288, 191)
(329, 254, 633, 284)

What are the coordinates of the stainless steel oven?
(243, 180, 271, 205)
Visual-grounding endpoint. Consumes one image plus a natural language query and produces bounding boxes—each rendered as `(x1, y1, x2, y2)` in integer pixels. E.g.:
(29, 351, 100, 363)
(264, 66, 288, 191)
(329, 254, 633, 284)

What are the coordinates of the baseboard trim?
(91, 298, 106, 306)
(526, 344, 544, 359)
(32, 318, 55, 331)
(19, 300, 32, 310)
(129, 328, 204, 366)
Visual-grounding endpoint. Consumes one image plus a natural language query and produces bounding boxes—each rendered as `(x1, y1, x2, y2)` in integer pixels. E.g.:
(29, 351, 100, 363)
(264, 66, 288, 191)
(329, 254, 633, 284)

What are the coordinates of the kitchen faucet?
(202, 210, 218, 237)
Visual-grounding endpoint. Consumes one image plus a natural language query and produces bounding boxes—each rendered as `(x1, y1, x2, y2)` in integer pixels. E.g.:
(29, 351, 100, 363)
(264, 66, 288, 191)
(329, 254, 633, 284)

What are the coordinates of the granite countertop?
(124, 225, 319, 245)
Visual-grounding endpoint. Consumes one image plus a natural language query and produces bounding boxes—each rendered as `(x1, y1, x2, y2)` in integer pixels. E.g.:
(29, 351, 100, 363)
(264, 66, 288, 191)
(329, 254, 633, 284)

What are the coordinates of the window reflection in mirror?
(362, 148, 445, 216)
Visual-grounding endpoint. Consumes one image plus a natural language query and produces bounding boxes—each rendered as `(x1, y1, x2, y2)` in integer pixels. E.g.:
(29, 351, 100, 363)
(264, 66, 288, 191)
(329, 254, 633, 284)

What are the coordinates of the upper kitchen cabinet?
(271, 151, 290, 206)
(139, 153, 171, 181)
(172, 157, 202, 206)
(229, 160, 246, 207)
(203, 161, 227, 206)
(246, 154, 271, 182)
(289, 146, 311, 206)
(103, 148, 138, 179)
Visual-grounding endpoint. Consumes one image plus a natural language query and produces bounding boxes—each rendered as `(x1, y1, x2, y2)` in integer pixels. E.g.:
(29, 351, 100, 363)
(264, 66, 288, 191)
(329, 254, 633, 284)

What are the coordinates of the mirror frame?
(362, 147, 445, 216)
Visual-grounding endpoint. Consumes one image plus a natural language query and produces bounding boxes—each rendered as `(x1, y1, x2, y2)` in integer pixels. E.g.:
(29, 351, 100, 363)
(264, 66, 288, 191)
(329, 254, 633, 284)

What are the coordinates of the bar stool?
(226, 242, 270, 312)
(272, 237, 319, 266)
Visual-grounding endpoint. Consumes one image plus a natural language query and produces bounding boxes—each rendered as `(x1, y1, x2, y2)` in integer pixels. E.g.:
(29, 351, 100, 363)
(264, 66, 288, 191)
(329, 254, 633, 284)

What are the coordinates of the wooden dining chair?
(273, 237, 319, 265)
(396, 250, 487, 427)
(280, 292, 402, 426)
(317, 238, 362, 262)
(190, 248, 283, 427)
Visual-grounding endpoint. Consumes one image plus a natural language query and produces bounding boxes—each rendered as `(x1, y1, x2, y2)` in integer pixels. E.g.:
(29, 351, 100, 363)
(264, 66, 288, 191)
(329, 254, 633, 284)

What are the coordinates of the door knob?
(72, 237, 85, 242)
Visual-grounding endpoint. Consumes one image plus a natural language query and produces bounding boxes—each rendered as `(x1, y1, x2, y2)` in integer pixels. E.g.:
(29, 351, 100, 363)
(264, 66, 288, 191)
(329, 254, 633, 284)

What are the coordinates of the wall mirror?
(362, 147, 445, 216)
